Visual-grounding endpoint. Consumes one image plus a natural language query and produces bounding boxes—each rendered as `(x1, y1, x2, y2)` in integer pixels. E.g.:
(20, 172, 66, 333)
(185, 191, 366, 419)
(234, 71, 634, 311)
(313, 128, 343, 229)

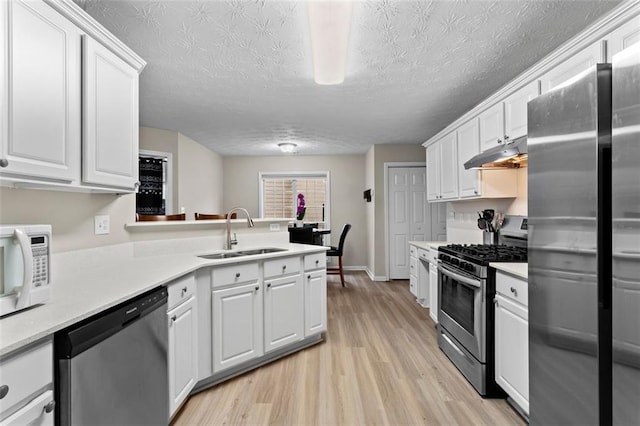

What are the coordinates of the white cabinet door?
(495, 294, 529, 415)
(83, 36, 139, 189)
(479, 102, 505, 152)
(264, 274, 304, 352)
(0, 390, 54, 426)
(607, 15, 640, 60)
(168, 296, 197, 416)
(429, 260, 438, 324)
(541, 41, 602, 93)
(439, 133, 458, 200)
(1, 0, 80, 181)
(504, 80, 539, 140)
(426, 142, 441, 201)
(456, 119, 480, 198)
(304, 270, 327, 336)
(212, 282, 263, 372)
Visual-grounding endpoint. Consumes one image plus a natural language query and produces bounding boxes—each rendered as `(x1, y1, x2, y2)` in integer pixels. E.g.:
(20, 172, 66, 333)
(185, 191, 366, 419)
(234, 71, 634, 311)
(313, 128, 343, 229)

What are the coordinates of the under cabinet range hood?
(464, 136, 528, 169)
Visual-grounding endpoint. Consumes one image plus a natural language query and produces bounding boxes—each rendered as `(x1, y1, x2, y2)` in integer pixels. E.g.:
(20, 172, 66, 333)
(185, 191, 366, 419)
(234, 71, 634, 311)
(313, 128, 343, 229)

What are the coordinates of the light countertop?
(408, 241, 447, 250)
(0, 242, 327, 357)
(490, 262, 528, 280)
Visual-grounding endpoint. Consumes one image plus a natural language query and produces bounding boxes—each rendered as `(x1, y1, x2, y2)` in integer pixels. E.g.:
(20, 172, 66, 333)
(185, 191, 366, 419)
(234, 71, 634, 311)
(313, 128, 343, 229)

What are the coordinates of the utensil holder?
(483, 231, 498, 245)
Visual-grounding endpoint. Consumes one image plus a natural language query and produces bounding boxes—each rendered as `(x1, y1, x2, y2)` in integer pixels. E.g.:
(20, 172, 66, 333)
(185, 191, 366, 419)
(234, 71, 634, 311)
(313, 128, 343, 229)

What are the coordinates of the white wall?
(0, 128, 224, 252)
(177, 132, 224, 219)
(222, 155, 367, 268)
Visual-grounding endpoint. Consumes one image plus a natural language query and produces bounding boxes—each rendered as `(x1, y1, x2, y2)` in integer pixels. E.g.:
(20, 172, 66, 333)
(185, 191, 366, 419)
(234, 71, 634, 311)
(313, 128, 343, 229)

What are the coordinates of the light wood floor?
(173, 272, 525, 425)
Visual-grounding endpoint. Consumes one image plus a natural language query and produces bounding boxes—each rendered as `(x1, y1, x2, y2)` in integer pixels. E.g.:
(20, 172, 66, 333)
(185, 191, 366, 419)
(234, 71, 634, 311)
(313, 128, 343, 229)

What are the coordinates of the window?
(259, 172, 330, 226)
(137, 150, 173, 215)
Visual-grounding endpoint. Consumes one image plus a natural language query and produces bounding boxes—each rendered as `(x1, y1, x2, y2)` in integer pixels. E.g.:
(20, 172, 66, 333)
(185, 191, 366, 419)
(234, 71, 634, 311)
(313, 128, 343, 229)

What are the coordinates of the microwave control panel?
(31, 235, 49, 286)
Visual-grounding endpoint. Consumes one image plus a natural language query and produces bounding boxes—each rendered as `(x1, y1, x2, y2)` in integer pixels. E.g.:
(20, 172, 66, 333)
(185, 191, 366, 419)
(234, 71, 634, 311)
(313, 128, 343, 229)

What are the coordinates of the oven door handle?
(438, 264, 481, 288)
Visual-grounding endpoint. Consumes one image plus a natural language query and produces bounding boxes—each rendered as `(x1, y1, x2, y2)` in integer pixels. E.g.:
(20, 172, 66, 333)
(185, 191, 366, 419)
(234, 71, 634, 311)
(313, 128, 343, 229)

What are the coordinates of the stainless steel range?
(437, 215, 527, 397)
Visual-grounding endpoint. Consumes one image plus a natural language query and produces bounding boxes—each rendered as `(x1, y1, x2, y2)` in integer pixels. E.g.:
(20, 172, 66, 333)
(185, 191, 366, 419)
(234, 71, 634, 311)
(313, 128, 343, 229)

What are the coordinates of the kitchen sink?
(236, 247, 288, 256)
(198, 252, 245, 259)
(198, 247, 287, 260)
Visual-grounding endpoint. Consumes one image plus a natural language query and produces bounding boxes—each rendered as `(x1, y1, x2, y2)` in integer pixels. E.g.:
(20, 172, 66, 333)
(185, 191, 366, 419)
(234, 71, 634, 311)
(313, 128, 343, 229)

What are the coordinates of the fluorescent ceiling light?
(307, 0, 353, 85)
(278, 142, 298, 153)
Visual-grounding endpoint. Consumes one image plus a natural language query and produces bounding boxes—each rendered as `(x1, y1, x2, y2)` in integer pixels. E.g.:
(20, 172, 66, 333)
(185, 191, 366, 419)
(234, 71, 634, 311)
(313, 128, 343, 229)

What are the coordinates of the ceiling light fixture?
(278, 142, 298, 153)
(307, 0, 353, 85)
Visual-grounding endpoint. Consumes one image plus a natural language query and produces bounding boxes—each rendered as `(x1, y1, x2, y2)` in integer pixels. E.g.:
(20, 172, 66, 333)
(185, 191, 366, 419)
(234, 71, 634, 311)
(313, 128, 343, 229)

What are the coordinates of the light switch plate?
(95, 215, 110, 235)
(269, 223, 280, 231)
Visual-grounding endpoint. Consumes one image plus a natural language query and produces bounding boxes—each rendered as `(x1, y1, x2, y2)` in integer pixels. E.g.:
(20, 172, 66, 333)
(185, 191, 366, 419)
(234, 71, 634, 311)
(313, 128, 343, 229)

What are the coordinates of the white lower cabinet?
(167, 273, 197, 417)
(264, 274, 304, 352)
(304, 270, 327, 336)
(494, 271, 529, 416)
(167, 295, 197, 417)
(212, 281, 263, 373)
(0, 339, 53, 425)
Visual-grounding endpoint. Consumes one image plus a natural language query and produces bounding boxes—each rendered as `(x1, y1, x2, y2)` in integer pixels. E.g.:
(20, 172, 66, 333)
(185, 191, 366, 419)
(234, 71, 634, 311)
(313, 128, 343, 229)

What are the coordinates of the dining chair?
(136, 213, 186, 221)
(327, 224, 351, 287)
(194, 213, 237, 220)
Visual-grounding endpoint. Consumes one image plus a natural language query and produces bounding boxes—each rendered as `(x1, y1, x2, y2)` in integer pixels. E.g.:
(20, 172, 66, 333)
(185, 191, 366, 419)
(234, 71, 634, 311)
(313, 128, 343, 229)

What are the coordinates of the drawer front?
(496, 271, 528, 306)
(409, 275, 417, 296)
(0, 340, 52, 416)
(409, 256, 418, 277)
(264, 256, 301, 278)
(409, 245, 417, 257)
(427, 247, 439, 263)
(303, 253, 326, 270)
(212, 262, 259, 288)
(417, 248, 429, 263)
(167, 273, 196, 310)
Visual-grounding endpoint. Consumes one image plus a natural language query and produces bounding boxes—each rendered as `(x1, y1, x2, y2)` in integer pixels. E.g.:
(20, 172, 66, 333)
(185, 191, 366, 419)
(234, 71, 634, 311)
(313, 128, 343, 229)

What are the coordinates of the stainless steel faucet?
(225, 207, 254, 250)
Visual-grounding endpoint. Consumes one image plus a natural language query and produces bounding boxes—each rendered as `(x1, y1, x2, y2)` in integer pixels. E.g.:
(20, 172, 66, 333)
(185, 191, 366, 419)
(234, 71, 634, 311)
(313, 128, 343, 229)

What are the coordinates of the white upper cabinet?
(1, 0, 80, 181)
(541, 41, 603, 93)
(426, 142, 441, 201)
(606, 15, 640, 60)
(457, 119, 480, 198)
(83, 37, 139, 189)
(504, 80, 540, 141)
(0, 0, 144, 192)
(440, 132, 458, 200)
(479, 102, 505, 152)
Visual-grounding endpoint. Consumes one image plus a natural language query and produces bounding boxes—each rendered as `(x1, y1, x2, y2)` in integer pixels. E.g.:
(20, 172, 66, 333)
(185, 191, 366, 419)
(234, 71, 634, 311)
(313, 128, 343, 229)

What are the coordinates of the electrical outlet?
(95, 215, 110, 235)
(269, 223, 280, 231)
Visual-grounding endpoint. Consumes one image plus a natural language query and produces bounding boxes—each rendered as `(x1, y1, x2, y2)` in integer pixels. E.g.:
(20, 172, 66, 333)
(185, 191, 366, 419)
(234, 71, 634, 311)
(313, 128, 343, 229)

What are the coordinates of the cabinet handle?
(308, 274, 311, 280)
(510, 287, 517, 296)
(315, 260, 319, 265)
(255, 286, 259, 291)
(474, 190, 478, 194)
(504, 135, 510, 142)
(134, 181, 140, 191)
(496, 138, 502, 144)
(0, 158, 8, 168)
(267, 283, 271, 288)
(181, 287, 187, 296)
(235, 272, 241, 278)
(171, 315, 177, 322)
(494, 299, 499, 307)
(282, 265, 287, 271)
(44, 400, 55, 413)
(0, 384, 8, 399)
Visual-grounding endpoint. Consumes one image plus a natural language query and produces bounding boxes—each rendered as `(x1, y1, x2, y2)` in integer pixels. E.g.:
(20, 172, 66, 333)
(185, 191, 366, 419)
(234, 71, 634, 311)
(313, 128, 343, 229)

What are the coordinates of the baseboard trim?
(364, 267, 388, 282)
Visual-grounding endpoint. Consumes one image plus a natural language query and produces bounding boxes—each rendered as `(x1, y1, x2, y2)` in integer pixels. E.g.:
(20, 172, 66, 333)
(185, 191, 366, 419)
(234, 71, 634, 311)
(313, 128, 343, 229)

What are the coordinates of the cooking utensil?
(477, 217, 487, 230)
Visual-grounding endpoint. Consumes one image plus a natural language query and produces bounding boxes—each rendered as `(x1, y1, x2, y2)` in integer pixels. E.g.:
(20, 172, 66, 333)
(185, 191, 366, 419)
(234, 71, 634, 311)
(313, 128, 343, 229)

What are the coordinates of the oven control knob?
(440, 254, 450, 262)
(466, 264, 475, 272)
(459, 261, 467, 269)
(451, 258, 459, 266)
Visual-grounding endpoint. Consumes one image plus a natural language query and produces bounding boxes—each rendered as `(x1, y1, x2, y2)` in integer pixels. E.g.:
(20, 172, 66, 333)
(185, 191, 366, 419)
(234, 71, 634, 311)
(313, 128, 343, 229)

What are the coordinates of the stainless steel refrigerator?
(527, 42, 640, 425)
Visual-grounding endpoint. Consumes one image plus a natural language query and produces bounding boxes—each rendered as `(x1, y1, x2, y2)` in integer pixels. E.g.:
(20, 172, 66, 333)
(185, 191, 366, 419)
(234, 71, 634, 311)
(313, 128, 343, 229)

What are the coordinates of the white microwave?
(0, 225, 52, 317)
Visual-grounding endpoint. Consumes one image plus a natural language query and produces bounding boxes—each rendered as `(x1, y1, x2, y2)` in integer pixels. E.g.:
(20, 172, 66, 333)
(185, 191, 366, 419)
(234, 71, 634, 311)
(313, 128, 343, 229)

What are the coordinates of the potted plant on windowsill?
(295, 193, 306, 227)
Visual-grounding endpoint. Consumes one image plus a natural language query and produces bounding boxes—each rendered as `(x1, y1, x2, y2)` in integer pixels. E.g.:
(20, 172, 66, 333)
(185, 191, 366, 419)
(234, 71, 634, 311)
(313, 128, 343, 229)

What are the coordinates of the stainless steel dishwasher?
(55, 287, 168, 425)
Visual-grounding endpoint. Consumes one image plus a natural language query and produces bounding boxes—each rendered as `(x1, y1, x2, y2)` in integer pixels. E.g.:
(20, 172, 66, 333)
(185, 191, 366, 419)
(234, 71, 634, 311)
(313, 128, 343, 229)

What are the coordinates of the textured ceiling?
(81, 0, 620, 156)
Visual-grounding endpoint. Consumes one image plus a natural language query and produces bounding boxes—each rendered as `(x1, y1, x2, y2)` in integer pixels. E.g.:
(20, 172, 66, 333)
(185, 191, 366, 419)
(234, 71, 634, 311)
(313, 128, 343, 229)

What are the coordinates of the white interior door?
(389, 166, 429, 279)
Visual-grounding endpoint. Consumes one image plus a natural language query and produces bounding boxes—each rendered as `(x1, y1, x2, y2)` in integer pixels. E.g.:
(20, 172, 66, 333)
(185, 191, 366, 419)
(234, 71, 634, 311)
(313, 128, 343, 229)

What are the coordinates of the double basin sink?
(198, 247, 287, 260)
